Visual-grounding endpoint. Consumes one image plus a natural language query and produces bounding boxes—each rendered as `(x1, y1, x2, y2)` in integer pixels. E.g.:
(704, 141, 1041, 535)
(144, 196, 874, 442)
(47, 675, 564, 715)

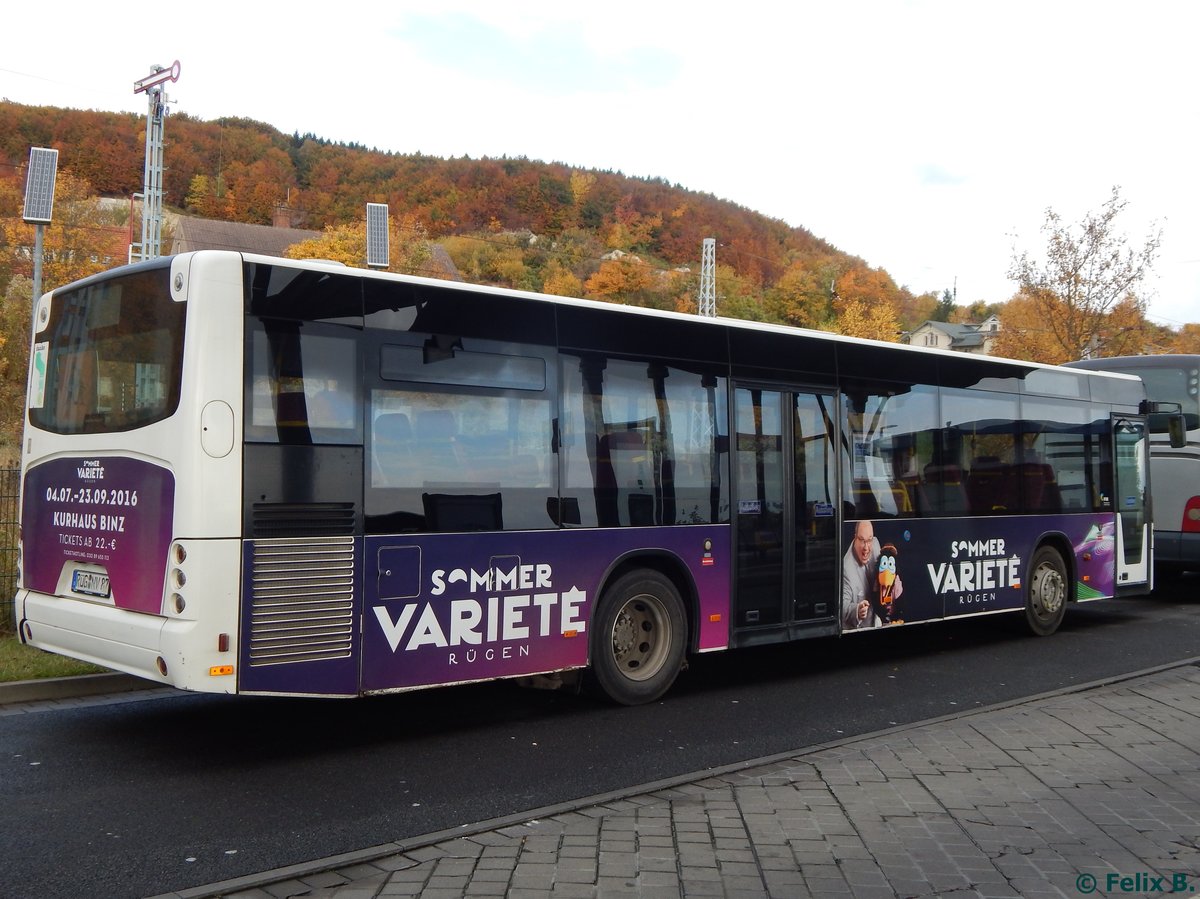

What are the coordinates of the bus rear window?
(1127, 365, 1200, 432)
(28, 266, 184, 434)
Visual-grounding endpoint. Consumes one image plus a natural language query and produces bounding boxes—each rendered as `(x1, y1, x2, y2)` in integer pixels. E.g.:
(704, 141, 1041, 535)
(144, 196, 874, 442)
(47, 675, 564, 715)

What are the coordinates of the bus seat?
(372, 413, 414, 485)
(422, 492, 503, 532)
(1019, 462, 1061, 512)
(890, 483, 913, 517)
(924, 463, 969, 514)
(416, 409, 457, 442)
(967, 457, 1008, 512)
(605, 430, 648, 455)
(374, 412, 413, 445)
(595, 430, 656, 526)
(851, 483, 886, 518)
(414, 410, 464, 465)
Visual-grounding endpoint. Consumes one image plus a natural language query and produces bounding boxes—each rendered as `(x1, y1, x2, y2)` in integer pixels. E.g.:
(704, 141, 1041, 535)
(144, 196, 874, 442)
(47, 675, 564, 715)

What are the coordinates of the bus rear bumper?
(16, 590, 234, 694)
(1154, 530, 1200, 571)
(18, 589, 170, 686)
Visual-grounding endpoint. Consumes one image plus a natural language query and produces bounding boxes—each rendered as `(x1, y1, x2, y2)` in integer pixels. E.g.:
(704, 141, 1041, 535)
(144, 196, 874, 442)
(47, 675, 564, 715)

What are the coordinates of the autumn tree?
(441, 232, 536, 290)
(567, 171, 596, 229)
(540, 259, 583, 297)
(834, 298, 902, 342)
(0, 275, 31, 461)
(698, 264, 773, 321)
(946, 300, 1000, 325)
(185, 173, 236, 219)
(991, 294, 1069, 363)
(832, 265, 903, 341)
(1099, 297, 1157, 357)
(0, 171, 133, 457)
(0, 175, 22, 293)
(932, 289, 956, 322)
(1, 171, 128, 294)
(605, 194, 662, 253)
(893, 289, 939, 333)
(654, 267, 694, 314)
(546, 228, 606, 274)
(1006, 187, 1160, 361)
(284, 215, 432, 276)
(1167, 323, 1200, 354)
(584, 255, 656, 305)
(767, 259, 839, 329)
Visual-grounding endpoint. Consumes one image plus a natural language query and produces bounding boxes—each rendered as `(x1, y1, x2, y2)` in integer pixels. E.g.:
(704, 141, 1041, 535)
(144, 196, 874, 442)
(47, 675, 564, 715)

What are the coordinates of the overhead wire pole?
(698, 237, 716, 317)
(131, 61, 181, 262)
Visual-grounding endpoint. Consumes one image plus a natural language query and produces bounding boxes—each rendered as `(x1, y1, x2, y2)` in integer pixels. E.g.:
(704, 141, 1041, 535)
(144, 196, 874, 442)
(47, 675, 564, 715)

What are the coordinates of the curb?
(0, 671, 163, 705)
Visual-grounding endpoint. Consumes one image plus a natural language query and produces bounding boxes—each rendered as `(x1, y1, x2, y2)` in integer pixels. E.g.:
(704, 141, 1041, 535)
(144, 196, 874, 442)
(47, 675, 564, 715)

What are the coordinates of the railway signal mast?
(131, 61, 181, 261)
(698, 237, 716, 317)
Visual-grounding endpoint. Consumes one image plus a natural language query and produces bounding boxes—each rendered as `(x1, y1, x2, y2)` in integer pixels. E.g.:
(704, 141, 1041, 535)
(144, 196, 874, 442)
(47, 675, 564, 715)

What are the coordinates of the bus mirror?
(1168, 413, 1187, 448)
(1143, 399, 1188, 448)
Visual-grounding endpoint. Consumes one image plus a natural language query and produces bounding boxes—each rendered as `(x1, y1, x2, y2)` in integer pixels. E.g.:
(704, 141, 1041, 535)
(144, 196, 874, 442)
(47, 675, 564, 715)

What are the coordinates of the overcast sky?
(4, 1, 1197, 328)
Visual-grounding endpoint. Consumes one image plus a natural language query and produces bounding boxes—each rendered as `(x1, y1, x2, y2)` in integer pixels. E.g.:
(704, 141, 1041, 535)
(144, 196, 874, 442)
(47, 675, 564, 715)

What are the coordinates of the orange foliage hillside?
(0, 100, 939, 337)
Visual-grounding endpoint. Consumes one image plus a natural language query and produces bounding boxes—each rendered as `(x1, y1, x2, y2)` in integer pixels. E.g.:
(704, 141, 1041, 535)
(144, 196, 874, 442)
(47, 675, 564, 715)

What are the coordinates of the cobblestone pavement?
(154, 662, 1200, 899)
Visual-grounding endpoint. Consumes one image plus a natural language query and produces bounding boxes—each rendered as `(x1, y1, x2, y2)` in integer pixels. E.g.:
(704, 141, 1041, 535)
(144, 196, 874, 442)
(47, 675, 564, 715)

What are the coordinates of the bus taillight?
(1183, 497, 1200, 533)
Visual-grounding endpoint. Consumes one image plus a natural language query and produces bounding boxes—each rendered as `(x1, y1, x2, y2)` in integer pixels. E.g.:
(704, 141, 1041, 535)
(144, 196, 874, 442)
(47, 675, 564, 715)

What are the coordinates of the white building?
(906, 314, 1001, 355)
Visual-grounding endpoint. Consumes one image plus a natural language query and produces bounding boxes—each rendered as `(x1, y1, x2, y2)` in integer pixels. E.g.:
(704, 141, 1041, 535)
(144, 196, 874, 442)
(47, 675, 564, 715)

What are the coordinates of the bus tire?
(1024, 545, 1068, 636)
(588, 569, 687, 705)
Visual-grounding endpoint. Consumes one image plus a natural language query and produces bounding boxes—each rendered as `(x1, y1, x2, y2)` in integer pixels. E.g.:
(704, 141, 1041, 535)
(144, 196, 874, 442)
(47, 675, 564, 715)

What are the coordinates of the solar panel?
(22, 148, 59, 224)
(366, 203, 389, 268)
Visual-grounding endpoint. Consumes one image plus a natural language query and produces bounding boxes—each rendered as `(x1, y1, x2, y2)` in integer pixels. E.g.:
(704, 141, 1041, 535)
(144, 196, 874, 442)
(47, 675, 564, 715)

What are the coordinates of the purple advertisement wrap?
(22, 457, 175, 614)
(839, 514, 1117, 632)
(360, 526, 730, 692)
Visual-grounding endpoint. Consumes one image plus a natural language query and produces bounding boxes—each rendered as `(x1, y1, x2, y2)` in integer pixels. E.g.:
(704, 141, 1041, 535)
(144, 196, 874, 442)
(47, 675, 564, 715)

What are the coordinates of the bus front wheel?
(1024, 546, 1068, 636)
(589, 570, 687, 705)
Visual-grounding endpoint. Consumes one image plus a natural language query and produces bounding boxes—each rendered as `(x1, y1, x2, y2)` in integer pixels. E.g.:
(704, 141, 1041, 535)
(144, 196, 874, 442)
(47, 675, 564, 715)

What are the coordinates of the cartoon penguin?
(877, 543, 900, 623)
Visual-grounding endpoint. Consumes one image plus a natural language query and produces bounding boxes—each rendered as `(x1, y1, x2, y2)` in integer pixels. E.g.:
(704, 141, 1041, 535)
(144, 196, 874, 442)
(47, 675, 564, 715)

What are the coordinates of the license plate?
(72, 570, 111, 598)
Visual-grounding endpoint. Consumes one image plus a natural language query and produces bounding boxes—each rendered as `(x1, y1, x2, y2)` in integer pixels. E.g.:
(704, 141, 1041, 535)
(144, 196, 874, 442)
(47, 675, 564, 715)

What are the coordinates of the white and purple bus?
(13, 252, 1160, 703)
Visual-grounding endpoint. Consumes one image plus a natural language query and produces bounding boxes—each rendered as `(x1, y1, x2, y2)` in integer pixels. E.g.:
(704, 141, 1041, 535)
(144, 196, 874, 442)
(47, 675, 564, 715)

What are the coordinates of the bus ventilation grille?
(252, 503, 356, 538)
(249, 536, 355, 667)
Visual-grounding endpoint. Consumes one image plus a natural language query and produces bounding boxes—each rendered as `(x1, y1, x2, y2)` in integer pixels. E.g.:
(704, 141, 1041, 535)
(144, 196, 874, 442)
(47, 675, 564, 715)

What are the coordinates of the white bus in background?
(1068, 355, 1199, 574)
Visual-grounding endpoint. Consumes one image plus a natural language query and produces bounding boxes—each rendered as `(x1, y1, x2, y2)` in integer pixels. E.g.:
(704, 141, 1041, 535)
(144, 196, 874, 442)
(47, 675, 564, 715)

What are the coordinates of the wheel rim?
(609, 592, 673, 682)
(1030, 559, 1066, 623)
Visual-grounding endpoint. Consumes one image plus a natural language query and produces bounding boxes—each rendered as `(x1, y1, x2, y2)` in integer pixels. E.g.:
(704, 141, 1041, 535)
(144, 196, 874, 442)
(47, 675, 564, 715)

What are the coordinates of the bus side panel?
(361, 526, 730, 693)
(839, 513, 1117, 630)
(237, 537, 363, 696)
(22, 456, 175, 614)
(236, 443, 366, 697)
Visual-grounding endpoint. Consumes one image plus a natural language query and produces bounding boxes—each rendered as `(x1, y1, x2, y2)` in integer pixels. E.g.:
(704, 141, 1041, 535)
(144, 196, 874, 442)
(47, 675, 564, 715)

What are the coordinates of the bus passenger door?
(733, 385, 838, 632)
(1113, 417, 1150, 587)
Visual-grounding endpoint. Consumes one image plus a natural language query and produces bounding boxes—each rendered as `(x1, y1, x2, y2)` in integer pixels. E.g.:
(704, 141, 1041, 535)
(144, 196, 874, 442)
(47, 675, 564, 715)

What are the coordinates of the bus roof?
(229, 251, 1142, 384)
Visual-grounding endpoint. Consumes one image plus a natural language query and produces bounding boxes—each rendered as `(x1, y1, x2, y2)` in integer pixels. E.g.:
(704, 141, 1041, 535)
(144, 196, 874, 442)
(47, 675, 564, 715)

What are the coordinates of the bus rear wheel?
(1024, 546, 1068, 636)
(589, 570, 686, 705)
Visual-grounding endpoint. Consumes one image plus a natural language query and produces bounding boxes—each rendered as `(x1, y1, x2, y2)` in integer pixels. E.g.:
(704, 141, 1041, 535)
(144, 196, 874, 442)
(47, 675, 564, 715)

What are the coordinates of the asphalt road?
(4, 575, 1199, 899)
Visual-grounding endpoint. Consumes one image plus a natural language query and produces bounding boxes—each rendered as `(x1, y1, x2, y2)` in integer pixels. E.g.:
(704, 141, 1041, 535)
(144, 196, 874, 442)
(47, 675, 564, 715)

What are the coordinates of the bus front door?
(733, 386, 839, 634)
(1114, 416, 1151, 588)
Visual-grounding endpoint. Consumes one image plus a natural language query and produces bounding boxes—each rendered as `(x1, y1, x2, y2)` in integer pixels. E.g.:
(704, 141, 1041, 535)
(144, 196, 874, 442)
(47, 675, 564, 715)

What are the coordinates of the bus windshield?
(28, 265, 185, 434)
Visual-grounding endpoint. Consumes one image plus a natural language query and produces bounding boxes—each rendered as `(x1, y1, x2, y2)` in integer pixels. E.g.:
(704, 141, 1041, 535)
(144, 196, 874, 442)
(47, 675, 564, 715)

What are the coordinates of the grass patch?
(0, 632, 107, 682)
